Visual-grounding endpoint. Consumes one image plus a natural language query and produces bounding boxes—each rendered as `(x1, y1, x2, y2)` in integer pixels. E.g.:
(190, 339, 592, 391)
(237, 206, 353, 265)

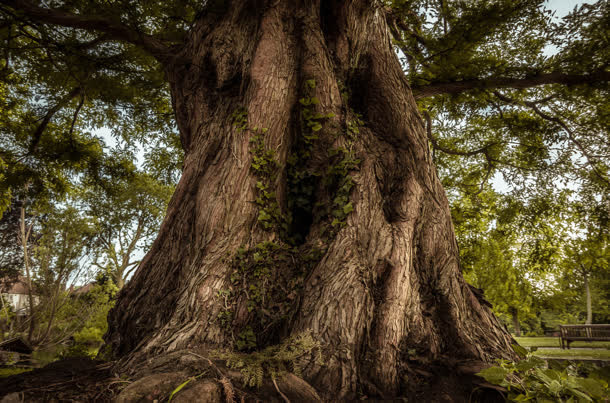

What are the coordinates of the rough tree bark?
(104, 0, 515, 398)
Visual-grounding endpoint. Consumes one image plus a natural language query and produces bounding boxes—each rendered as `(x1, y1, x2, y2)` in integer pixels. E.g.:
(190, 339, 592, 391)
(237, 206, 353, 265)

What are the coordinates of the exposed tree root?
(0, 352, 505, 402)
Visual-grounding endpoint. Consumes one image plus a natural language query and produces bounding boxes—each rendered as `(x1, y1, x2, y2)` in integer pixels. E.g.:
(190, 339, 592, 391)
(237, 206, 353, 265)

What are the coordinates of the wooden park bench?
(559, 324, 610, 349)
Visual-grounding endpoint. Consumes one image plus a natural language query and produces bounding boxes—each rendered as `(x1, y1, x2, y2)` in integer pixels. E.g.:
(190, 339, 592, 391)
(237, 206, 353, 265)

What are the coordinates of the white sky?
(546, 0, 595, 16)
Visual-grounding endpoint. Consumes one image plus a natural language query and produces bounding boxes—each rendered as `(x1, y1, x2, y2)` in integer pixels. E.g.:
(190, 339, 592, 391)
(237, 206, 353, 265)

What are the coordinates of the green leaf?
(574, 378, 605, 399)
(534, 368, 557, 385)
(547, 380, 562, 396)
(566, 388, 593, 402)
(515, 359, 537, 373)
(258, 210, 271, 222)
(311, 123, 323, 132)
(476, 366, 510, 385)
(512, 343, 528, 358)
(305, 79, 316, 89)
(168, 378, 193, 402)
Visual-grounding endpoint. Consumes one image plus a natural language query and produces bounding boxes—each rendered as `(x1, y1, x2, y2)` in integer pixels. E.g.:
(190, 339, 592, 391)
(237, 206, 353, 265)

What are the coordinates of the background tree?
(561, 229, 609, 325)
(2, 201, 119, 351)
(454, 188, 557, 336)
(84, 169, 174, 288)
(16, 204, 96, 345)
(0, 0, 608, 399)
(59, 268, 118, 356)
(462, 232, 535, 337)
(455, 183, 609, 334)
(399, 0, 609, 338)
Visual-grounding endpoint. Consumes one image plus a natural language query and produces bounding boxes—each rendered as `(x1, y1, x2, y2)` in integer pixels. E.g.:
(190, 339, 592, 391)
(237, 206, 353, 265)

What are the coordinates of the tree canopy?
(0, 0, 607, 214)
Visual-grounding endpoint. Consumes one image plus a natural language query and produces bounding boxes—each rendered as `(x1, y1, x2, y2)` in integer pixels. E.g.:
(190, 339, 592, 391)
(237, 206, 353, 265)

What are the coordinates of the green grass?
(32, 346, 65, 366)
(515, 337, 610, 349)
(533, 348, 610, 360)
(0, 367, 32, 378)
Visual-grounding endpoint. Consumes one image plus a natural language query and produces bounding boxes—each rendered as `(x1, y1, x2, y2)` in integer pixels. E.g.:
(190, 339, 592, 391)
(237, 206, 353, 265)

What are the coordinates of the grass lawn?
(0, 367, 32, 378)
(533, 348, 610, 360)
(515, 337, 610, 349)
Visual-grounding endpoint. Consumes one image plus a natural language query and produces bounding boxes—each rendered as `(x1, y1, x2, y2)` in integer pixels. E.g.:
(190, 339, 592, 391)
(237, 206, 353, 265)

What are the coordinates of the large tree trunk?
(104, 0, 515, 398)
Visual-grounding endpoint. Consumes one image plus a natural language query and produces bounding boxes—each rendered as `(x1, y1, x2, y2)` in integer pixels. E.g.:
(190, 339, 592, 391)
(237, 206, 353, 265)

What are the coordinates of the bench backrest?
(560, 324, 610, 340)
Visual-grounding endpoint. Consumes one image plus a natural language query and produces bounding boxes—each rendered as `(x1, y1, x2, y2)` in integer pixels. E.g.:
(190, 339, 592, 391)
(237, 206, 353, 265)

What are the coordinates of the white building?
(0, 278, 39, 316)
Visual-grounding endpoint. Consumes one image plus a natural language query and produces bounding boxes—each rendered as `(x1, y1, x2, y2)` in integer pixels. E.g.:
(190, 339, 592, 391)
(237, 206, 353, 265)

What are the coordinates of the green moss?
(214, 332, 322, 388)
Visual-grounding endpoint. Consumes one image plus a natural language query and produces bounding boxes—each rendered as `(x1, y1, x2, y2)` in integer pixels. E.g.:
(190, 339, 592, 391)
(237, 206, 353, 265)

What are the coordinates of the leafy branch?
(493, 91, 609, 186)
(0, 0, 175, 60)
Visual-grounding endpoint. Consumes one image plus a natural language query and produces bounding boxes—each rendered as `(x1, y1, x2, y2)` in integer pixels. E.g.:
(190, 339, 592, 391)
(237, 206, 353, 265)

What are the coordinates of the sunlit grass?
(533, 348, 610, 360)
(515, 337, 610, 349)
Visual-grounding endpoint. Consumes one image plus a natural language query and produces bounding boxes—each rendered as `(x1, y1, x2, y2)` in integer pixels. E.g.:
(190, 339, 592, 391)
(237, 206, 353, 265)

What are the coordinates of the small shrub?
(477, 344, 609, 402)
(59, 343, 98, 359)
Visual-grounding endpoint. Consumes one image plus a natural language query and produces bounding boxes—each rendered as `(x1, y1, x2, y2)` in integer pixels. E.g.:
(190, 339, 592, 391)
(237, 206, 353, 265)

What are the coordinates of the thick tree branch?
(0, 0, 174, 61)
(123, 262, 140, 283)
(412, 71, 610, 99)
(29, 86, 82, 153)
(424, 111, 497, 194)
(424, 111, 498, 158)
(120, 216, 144, 274)
(386, 9, 429, 76)
(68, 93, 85, 139)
